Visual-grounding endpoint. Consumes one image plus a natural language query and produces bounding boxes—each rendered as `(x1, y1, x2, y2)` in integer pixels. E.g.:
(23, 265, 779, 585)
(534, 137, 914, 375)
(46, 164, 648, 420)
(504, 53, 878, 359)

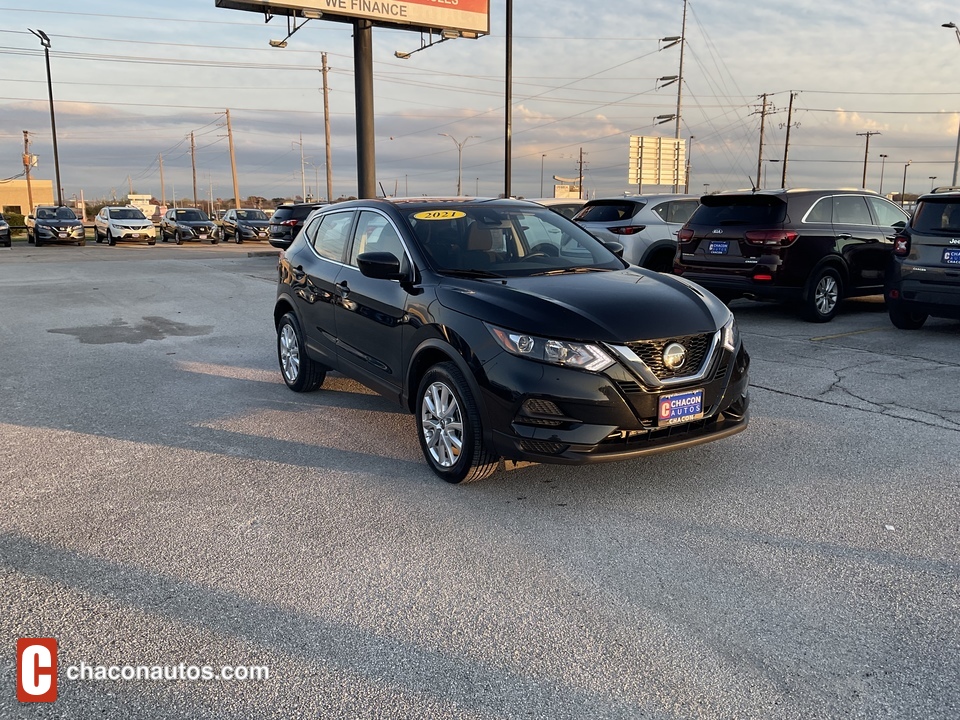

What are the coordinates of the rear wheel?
(888, 302, 928, 329)
(416, 362, 499, 484)
(277, 312, 326, 392)
(801, 266, 842, 322)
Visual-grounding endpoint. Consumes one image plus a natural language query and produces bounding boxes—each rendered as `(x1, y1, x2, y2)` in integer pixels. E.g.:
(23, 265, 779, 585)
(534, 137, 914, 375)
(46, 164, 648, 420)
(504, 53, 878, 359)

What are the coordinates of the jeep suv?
(673, 189, 909, 322)
(274, 198, 749, 483)
(885, 189, 960, 328)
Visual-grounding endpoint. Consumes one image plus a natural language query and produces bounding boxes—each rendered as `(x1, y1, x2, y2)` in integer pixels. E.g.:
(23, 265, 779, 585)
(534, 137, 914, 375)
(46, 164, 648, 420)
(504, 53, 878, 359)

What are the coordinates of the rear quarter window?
(575, 201, 643, 222)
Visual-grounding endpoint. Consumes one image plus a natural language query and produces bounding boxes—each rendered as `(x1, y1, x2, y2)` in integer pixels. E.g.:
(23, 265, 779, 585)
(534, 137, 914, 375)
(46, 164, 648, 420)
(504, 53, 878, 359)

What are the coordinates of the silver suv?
(573, 194, 699, 271)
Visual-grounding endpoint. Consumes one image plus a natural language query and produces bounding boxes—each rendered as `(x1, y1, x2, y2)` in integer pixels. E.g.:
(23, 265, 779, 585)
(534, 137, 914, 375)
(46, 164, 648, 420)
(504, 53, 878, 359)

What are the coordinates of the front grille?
(625, 333, 713, 380)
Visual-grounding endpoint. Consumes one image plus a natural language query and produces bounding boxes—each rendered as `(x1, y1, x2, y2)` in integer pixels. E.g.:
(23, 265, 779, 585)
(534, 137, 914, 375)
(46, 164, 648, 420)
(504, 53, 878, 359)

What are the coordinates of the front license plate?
(199, 234, 208, 239)
(943, 248, 960, 265)
(258, 232, 267, 238)
(131, 233, 140, 238)
(58, 233, 67, 239)
(708, 240, 729, 255)
(658, 388, 704, 426)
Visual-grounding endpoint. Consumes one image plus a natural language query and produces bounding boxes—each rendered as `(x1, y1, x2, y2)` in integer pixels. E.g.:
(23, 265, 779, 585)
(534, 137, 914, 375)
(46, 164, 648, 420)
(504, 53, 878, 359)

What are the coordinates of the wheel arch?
(404, 336, 484, 416)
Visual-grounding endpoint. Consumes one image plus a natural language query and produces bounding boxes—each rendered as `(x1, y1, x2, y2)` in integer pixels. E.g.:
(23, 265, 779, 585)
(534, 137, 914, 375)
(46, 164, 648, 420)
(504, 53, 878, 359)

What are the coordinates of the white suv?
(94, 206, 157, 245)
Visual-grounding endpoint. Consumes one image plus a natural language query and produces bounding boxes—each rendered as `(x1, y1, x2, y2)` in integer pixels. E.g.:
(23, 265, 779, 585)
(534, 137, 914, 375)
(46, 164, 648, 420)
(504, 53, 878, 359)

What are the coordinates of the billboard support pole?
(354, 18, 376, 199)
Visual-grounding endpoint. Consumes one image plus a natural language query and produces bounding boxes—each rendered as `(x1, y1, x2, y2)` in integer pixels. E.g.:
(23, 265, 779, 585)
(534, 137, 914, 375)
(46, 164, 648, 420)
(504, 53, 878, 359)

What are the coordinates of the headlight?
(486, 323, 614, 372)
(721, 314, 739, 352)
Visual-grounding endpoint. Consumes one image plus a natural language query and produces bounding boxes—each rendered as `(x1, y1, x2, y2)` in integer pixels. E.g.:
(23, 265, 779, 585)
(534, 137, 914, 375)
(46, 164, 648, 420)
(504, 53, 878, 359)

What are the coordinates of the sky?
(1, 0, 959, 205)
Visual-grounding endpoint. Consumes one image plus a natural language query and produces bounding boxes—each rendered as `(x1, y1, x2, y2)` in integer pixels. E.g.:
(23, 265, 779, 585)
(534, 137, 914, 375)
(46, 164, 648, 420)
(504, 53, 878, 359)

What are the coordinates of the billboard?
(628, 136, 686, 187)
(215, 0, 490, 36)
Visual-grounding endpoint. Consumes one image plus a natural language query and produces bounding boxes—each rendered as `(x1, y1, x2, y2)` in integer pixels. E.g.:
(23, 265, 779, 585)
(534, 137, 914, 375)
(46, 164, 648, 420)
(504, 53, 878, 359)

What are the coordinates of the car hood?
(239, 220, 270, 229)
(435, 267, 726, 342)
(175, 220, 215, 227)
(36, 218, 82, 227)
(112, 219, 153, 227)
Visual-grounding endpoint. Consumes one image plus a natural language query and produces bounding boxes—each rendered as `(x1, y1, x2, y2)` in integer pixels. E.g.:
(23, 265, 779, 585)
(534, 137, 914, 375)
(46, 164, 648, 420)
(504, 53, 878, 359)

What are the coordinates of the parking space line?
(810, 327, 887, 341)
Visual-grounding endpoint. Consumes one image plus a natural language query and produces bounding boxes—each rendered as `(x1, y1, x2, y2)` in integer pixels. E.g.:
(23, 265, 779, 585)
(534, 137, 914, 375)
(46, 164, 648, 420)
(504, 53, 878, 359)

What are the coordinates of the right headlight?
(721, 314, 739, 352)
(486, 323, 615, 372)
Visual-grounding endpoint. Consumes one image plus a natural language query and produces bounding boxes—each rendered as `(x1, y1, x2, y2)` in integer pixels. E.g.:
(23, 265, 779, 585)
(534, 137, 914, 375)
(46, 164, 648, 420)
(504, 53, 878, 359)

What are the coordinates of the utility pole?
(755, 93, 769, 189)
(190, 131, 198, 208)
(321, 52, 333, 202)
(504, 0, 513, 197)
(781, 92, 797, 188)
(857, 131, 881, 189)
(158, 153, 165, 207)
(673, 0, 688, 193)
(225, 109, 240, 210)
(22, 131, 34, 213)
(578, 147, 585, 199)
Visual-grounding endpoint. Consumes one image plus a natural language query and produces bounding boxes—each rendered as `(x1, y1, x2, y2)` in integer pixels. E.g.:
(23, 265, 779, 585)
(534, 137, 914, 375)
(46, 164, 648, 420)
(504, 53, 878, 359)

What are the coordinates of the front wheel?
(801, 266, 842, 322)
(108, 230, 116, 246)
(888, 302, 928, 330)
(416, 362, 499, 484)
(277, 312, 326, 392)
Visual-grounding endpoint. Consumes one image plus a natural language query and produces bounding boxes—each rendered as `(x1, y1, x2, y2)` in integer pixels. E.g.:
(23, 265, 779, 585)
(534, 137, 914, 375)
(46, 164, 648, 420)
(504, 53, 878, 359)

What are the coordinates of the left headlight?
(721, 313, 739, 352)
(486, 323, 615, 372)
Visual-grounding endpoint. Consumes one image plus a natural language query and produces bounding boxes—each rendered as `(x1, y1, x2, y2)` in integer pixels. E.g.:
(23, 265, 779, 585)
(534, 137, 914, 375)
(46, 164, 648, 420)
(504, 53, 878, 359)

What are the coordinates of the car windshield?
(38, 207, 77, 220)
(692, 196, 787, 226)
(237, 210, 267, 221)
(402, 205, 623, 278)
(112, 208, 146, 220)
(175, 210, 206, 222)
(912, 200, 960, 233)
(574, 200, 643, 223)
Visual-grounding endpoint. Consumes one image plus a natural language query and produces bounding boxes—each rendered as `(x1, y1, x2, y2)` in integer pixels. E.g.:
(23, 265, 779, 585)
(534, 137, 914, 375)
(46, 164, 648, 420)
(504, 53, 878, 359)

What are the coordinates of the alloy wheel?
(279, 323, 300, 383)
(421, 381, 464, 469)
(814, 275, 839, 316)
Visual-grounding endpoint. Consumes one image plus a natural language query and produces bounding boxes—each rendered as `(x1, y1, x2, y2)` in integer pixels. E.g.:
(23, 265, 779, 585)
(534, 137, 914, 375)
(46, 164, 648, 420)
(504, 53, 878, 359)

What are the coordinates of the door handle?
(337, 280, 351, 297)
(836, 233, 852, 239)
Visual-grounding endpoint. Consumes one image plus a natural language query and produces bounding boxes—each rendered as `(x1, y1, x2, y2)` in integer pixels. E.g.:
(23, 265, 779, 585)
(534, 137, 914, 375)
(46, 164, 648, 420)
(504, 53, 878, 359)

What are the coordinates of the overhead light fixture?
(301, 9, 323, 19)
(441, 29, 460, 40)
(269, 39, 287, 48)
(394, 50, 411, 59)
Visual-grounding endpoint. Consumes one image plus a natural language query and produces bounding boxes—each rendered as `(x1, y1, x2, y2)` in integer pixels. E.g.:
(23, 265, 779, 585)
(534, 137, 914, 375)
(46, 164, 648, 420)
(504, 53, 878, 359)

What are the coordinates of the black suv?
(674, 189, 909, 321)
(27, 206, 86, 246)
(268, 202, 326, 249)
(885, 189, 960, 328)
(159, 208, 219, 244)
(221, 208, 270, 243)
(274, 198, 749, 483)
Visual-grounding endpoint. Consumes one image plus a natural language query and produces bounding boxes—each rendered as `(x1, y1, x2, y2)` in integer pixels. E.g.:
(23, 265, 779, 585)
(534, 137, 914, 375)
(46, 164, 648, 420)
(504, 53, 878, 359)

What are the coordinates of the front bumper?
(478, 340, 750, 465)
(36, 226, 85, 242)
(115, 226, 157, 241)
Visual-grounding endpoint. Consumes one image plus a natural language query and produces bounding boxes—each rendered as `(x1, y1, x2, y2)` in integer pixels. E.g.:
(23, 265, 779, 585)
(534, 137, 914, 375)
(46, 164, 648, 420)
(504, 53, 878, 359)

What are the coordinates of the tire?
(95, 228, 103, 243)
(28, 229, 35, 244)
(148, 241, 156, 246)
(801, 266, 843, 322)
(108, 230, 116, 246)
(175, 233, 183, 246)
(416, 361, 499, 484)
(277, 312, 326, 392)
(644, 250, 676, 273)
(888, 302, 928, 330)
(211, 238, 219, 245)
(161, 229, 168, 242)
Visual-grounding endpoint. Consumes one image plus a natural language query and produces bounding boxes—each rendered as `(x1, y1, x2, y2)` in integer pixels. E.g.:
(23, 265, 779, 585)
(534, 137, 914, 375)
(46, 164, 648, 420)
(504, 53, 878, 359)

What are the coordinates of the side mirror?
(357, 251, 405, 280)
(603, 241, 625, 259)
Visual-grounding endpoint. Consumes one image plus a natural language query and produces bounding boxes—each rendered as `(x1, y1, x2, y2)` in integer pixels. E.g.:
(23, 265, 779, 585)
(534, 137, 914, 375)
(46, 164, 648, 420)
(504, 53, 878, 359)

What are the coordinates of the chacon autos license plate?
(943, 248, 960, 265)
(658, 388, 704, 426)
(707, 240, 729, 255)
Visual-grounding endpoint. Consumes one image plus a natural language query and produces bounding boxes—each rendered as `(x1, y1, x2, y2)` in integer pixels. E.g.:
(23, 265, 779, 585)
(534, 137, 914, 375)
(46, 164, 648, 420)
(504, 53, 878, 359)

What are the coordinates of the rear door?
(831, 195, 887, 290)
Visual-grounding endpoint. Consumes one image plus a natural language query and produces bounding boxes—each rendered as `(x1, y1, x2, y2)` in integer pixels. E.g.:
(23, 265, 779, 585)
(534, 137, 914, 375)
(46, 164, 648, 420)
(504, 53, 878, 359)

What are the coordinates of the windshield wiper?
(440, 268, 505, 279)
(530, 266, 609, 276)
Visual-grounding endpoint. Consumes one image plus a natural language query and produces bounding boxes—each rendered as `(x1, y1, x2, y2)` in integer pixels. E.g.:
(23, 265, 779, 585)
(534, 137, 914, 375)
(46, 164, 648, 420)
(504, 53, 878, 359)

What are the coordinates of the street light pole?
(930, 176, 938, 191)
(438, 133, 479, 196)
(29, 29, 62, 207)
(879, 153, 888, 195)
(540, 154, 546, 197)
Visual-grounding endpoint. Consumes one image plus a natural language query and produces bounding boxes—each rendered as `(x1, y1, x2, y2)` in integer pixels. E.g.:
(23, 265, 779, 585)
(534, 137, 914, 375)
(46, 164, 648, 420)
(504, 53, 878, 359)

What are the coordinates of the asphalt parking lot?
(1, 243, 958, 719)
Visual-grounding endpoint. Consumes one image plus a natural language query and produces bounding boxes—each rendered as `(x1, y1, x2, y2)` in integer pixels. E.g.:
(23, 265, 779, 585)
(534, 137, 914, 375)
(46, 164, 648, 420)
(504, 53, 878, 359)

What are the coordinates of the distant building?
(0, 179, 55, 216)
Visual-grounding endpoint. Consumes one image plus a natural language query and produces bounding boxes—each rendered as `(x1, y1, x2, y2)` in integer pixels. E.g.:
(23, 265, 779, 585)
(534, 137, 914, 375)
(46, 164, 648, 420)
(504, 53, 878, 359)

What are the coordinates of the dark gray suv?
(674, 189, 909, 322)
(885, 189, 960, 328)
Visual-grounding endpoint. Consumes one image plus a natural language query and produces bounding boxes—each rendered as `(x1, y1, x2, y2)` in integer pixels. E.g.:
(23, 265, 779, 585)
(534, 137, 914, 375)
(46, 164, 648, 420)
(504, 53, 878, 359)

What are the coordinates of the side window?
(653, 200, 699, 224)
(310, 211, 354, 262)
(866, 197, 908, 229)
(349, 211, 406, 266)
(833, 196, 872, 225)
(805, 198, 832, 223)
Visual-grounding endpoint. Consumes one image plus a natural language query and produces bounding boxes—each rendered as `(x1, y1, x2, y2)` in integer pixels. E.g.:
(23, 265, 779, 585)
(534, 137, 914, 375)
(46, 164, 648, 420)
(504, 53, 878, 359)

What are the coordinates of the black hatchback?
(885, 189, 960, 328)
(273, 198, 749, 483)
(674, 189, 909, 321)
